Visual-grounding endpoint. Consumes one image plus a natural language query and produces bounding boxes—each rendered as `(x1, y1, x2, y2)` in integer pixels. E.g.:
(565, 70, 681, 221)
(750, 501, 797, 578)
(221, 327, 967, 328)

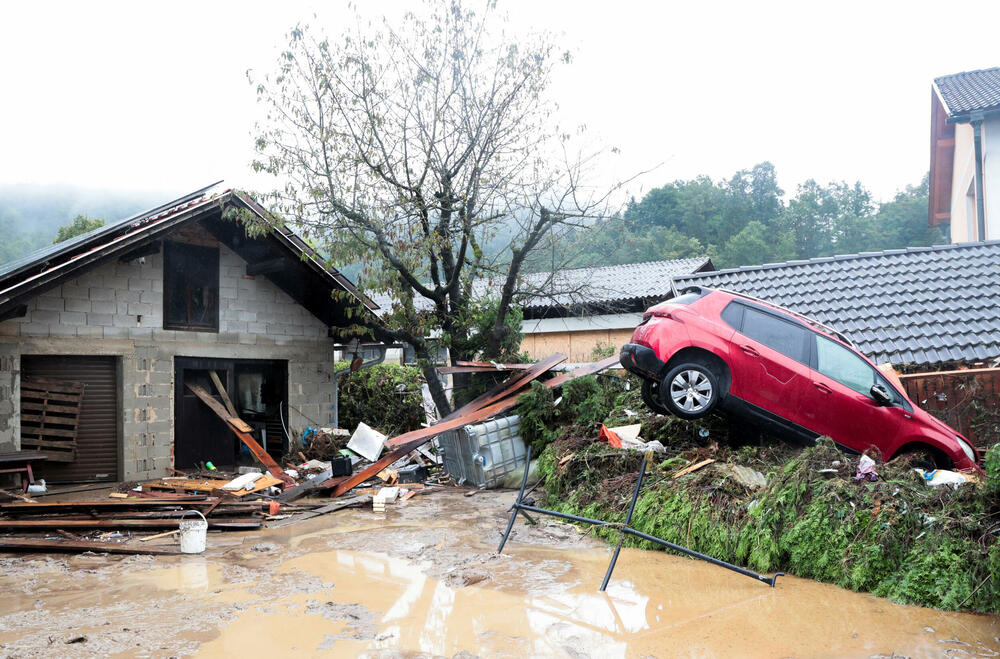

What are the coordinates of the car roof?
(685, 286, 856, 348)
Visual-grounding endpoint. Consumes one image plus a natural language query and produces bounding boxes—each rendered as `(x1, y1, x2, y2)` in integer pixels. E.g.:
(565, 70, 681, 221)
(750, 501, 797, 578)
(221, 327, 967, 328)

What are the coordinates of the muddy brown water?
(0, 491, 997, 658)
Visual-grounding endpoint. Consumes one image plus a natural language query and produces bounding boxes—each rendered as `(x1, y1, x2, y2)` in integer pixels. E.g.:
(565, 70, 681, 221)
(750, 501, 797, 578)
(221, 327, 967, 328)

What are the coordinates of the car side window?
(741, 307, 809, 363)
(720, 301, 743, 330)
(814, 335, 878, 396)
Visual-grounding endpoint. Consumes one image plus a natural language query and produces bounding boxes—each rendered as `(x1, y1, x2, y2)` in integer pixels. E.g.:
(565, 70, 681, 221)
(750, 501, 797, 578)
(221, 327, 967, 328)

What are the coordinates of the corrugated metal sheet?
(21, 356, 119, 482)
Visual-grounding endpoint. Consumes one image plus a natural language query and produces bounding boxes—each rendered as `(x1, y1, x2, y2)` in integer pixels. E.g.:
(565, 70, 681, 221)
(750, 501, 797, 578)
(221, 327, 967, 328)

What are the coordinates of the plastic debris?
(855, 455, 878, 482)
(915, 469, 971, 488)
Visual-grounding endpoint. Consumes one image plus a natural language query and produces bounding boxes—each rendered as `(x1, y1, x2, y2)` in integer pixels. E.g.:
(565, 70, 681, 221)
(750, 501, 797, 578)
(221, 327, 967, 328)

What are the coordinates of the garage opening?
(174, 357, 287, 470)
(20, 355, 120, 483)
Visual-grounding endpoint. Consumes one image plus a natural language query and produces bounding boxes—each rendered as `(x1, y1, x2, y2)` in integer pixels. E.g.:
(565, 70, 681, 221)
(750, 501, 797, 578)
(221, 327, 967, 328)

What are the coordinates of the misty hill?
(0, 184, 170, 266)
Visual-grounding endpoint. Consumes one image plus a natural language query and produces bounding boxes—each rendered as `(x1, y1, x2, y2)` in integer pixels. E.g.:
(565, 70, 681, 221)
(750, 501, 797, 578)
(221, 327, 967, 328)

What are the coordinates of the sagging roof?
(0, 183, 379, 328)
(673, 241, 1000, 369)
(520, 257, 714, 312)
(933, 67, 1000, 118)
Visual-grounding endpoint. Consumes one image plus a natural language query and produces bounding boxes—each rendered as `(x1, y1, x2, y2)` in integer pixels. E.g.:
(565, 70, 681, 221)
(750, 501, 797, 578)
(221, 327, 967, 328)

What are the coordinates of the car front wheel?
(662, 363, 719, 419)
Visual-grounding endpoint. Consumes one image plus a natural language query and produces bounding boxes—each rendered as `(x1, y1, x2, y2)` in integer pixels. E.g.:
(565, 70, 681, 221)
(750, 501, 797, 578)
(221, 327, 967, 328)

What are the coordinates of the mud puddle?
(0, 491, 997, 658)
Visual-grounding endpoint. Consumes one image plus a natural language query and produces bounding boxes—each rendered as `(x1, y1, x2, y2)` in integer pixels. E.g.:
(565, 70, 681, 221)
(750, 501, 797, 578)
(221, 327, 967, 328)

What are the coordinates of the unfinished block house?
(0, 184, 377, 483)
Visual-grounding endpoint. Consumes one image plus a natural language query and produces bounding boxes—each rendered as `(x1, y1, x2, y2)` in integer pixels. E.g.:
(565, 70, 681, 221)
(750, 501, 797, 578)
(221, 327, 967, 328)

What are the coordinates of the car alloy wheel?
(662, 363, 719, 419)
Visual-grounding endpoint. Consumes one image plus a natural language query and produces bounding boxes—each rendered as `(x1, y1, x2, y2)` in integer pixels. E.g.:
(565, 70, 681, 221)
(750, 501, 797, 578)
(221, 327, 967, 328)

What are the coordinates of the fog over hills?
(0, 184, 172, 265)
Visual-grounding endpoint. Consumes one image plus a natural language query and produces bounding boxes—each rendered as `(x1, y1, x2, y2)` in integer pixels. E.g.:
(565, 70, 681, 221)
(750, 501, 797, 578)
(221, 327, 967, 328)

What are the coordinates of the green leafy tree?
(249, 2, 625, 414)
(53, 214, 104, 243)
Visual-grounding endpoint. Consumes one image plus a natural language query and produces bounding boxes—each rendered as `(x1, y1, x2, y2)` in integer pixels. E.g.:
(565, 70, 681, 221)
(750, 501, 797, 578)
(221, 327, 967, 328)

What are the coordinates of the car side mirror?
(870, 384, 892, 406)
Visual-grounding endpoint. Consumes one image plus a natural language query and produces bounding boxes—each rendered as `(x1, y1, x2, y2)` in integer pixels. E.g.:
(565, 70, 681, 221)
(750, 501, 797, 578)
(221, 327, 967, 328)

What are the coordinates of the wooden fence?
(898, 367, 1000, 449)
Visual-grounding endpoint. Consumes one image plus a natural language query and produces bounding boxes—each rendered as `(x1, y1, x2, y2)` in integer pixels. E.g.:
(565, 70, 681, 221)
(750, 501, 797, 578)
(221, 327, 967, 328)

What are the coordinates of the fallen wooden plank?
(209, 370, 239, 418)
(0, 538, 183, 555)
(185, 383, 294, 487)
(672, 458, 715, 479)
(449, 353, 566, 419)
(0, 518, 262, 530)
(268, 495, 371, 527)
(276, 468, 333, 502)
(0, 499, 268, 512)
(330, 355, 620, 498)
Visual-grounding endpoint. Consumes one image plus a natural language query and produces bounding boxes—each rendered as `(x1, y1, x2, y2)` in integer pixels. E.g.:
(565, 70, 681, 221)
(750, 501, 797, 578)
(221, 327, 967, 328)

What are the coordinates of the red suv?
(620, 287, 979, 470)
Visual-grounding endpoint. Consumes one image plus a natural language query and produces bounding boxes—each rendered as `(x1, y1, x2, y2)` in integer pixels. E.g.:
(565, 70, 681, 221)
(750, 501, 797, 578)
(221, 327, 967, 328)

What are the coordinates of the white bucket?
(178, 510, 208, 554)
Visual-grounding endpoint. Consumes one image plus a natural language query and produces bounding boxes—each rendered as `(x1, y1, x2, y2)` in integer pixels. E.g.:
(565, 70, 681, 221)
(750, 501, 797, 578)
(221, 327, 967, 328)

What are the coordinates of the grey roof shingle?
(372, 257, 713, 314)
(520, 257, 712, 310)
(934, 67, 1000, 116)
(673, 241, 1000, 369)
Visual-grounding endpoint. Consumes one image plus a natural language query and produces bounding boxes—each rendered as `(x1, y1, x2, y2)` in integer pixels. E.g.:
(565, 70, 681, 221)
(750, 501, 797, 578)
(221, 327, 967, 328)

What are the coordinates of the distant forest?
(0, 184, 163, 265)
(557, 162, 943, 271)
(0, 164, 942, 276)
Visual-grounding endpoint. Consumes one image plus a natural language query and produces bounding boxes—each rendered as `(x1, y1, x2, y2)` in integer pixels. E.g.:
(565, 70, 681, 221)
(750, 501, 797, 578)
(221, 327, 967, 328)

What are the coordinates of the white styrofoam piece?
(347, 422, 388, 462)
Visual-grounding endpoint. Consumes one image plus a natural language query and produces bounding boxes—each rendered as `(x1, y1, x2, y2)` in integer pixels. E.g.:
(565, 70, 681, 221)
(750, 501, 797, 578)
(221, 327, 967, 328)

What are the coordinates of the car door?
(804, 334, 904, 454)
(726, 305, 818, 436)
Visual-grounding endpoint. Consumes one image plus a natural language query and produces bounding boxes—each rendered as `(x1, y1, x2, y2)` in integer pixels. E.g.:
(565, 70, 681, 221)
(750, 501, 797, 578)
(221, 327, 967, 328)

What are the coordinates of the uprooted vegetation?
(526, 373, 1000, 613)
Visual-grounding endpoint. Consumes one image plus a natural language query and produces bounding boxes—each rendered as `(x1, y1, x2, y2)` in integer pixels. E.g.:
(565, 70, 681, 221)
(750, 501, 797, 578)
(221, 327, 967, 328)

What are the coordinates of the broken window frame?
(162, 241, 220, 332)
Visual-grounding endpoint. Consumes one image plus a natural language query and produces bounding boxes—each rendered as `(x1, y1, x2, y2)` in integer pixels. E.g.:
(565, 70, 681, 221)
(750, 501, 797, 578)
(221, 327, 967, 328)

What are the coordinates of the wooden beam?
(209, 371, 239, 418)
(185, 383, 295, 486)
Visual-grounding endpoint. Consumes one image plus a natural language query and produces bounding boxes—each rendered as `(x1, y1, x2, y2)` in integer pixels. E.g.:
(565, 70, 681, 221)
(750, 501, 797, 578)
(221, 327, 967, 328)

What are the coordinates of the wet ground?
(0, 490, 998, 658)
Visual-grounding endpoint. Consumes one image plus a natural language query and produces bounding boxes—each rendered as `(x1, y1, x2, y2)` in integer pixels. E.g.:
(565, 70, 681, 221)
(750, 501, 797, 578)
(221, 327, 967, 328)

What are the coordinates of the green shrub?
(334, 362, 424, 438)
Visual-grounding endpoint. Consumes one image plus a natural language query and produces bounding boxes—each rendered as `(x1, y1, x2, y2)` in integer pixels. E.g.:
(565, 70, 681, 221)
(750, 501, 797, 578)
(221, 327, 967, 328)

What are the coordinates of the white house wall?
(950, 116, 1000, 243)
(0, 235, 338, 480)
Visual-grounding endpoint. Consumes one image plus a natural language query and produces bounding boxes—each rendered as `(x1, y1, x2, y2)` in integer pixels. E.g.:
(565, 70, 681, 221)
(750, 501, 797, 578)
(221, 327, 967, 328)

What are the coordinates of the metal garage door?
(21, 355, 119, 482)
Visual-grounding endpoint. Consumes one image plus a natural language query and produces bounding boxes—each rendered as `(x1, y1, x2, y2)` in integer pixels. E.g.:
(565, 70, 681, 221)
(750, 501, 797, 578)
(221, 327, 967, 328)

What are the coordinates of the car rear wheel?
(662, 364, 719, 419)
(641, 379, 670, 415)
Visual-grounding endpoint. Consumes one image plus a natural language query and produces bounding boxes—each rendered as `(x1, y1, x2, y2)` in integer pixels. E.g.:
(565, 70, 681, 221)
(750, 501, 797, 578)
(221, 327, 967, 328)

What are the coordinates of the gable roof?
(0, 183, 378, 328)
(519, 257, 714, 312)
(673, 242, 1000, 369)
(933, 67, 1000, 117)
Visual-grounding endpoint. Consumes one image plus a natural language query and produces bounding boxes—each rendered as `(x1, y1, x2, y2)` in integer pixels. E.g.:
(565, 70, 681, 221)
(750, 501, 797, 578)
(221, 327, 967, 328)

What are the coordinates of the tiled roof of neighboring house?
(934, 67, 1000, 117)
(520, 257, 714, 310)
(370, 257, 714, 316)
(673, 241, 1000, 369)
(0, 183, 377, 325)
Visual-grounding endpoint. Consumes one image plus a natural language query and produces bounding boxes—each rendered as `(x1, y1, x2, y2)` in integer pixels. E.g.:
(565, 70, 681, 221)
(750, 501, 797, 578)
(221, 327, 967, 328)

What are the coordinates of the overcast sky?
(2, 1, 998, 204)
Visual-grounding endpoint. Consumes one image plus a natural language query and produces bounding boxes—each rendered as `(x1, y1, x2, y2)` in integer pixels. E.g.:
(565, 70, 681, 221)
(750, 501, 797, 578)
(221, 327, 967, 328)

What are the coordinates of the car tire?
(661, 363, 720, 419)
(641, 379, 670, 415)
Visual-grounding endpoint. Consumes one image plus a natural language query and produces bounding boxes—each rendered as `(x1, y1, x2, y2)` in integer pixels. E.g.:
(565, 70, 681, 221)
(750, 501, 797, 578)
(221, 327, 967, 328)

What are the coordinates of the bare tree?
(251, 1, 626, 415)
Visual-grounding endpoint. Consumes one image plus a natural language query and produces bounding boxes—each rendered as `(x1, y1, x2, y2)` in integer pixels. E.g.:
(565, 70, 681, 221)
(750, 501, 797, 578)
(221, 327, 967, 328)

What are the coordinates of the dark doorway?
(174, 357, 288, 470)
(21, 355, 120, 483)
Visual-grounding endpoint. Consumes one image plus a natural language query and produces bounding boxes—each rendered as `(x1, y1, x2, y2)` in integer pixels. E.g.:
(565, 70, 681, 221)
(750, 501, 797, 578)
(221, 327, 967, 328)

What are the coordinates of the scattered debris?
(673, 458, 715, 479)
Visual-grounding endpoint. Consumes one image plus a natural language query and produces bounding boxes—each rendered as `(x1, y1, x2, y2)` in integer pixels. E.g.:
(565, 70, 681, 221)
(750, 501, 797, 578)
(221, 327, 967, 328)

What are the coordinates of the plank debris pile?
(0, 354, 621, 552)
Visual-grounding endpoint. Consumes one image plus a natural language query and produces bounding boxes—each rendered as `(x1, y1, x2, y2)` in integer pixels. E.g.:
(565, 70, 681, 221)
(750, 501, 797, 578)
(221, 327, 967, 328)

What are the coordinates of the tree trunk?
(415, 349, 452, 418)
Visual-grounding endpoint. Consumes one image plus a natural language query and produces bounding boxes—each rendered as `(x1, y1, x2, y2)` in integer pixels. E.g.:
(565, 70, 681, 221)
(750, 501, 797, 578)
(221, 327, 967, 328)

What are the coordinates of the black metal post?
(495, 449, 782, 588)
(600, 455, 647, 591)
(497, 445, 532, 553)
(621, 527, 784, 587)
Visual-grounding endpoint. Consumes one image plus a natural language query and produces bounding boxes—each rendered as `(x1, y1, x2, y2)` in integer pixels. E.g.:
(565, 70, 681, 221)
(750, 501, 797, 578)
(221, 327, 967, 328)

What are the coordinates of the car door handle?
(813, 382, 832, 394)
(739, 344, 760, 357)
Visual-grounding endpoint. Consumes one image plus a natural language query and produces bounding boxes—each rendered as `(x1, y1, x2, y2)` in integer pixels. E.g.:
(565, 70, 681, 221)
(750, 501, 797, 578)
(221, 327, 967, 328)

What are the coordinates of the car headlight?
(956, 436, 977, 464)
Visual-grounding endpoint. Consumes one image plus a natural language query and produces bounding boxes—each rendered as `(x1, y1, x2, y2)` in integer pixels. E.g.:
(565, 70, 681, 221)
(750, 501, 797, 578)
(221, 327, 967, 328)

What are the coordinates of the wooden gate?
(898, 367, 1000, 449)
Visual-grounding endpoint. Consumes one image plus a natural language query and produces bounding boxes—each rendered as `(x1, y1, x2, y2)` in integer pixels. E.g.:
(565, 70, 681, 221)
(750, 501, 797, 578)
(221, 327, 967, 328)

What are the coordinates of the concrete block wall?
(0, 222, 340, 479)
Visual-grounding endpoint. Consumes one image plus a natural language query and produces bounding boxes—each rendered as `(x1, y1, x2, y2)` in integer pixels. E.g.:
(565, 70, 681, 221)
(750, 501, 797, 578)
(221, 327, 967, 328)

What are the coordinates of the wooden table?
(0, 451, 48, 492)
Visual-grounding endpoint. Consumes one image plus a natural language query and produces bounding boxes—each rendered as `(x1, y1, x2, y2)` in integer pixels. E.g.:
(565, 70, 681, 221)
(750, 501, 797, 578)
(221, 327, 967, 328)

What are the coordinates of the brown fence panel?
(899, 367, 1000, 450)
